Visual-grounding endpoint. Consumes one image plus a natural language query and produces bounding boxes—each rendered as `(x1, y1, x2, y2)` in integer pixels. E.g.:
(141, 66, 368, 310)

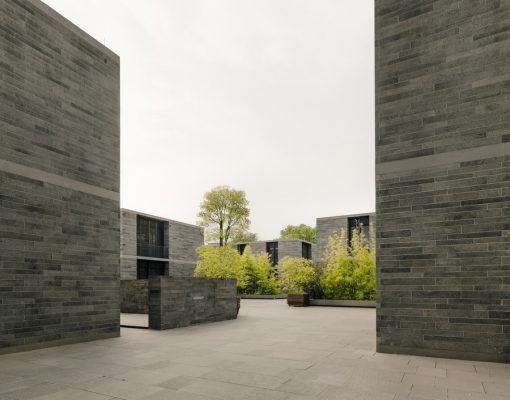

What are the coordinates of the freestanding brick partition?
(0, 0, 120, 353)
(375, 1, 510, 362)
(149, 277, 237, 330)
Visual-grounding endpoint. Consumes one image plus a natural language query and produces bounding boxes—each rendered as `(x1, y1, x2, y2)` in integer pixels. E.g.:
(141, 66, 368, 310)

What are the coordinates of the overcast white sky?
(43, 0, 375, 240)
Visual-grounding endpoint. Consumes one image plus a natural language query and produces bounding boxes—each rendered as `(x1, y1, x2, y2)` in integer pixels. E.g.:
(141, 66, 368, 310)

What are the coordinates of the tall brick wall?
(120, 209, 137, 280)
(0, 0, 120, 353)
(315, 214, 376, 262)
(375, 0, 510, 362)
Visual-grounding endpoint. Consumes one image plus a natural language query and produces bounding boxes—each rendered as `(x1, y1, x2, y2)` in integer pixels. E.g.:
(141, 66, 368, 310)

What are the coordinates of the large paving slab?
(0, 300, 508, 400)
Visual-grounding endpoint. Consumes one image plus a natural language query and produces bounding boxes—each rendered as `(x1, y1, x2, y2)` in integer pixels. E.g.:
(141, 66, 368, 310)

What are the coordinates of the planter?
(309, 299, 376, 308)
(287, 293, 309, 307)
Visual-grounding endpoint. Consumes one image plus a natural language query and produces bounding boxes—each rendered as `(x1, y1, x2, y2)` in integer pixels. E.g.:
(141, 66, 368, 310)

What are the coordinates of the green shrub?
(278, 257, 317, 294)
(194, 245, 243, 283)
(194, 245, 280, 294)
(320, 227, 376, 300)
(240, 247, 280, 295)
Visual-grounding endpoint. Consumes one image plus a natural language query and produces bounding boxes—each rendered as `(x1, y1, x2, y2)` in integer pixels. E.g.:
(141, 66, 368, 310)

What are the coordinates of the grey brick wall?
(239, 241, 266, 254)
(120, 209, 137, 280)
(148, 277, 237, 330)
(315, 214, 376, 262)
(278, 239, 306, 260)
(376, 0, 510, 362)
(0, 0, 120, 353)
(168, 220, 204, 277)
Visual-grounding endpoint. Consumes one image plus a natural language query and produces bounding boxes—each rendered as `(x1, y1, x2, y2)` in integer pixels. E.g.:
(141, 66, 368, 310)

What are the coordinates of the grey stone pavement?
(0, 300, 509, 400)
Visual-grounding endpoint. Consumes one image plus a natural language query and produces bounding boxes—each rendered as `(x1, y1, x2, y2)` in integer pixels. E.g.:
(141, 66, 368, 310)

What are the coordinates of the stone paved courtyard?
(0, 300, 509, 400)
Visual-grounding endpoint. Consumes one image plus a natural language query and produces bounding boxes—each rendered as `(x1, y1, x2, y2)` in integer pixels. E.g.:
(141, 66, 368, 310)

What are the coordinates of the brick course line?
(0, 158, 120, 201)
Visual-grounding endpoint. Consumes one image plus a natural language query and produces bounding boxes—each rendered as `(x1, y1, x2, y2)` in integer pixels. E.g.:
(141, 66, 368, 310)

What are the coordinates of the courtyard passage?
(0, 300, 509, 400)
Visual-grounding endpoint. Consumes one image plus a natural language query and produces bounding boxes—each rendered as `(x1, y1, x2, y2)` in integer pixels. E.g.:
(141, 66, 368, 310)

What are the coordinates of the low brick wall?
(309, 299, 376, 308)
(149, 277, 237, 330)
(120, 280, 148, 314)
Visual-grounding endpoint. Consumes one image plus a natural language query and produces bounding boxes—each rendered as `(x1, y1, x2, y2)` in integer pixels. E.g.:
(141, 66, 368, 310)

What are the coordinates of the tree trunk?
(219, 221, 224, 247)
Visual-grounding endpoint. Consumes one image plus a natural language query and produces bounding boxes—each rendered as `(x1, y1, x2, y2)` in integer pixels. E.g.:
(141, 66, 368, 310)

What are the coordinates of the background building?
(120, 209, 204, 280)
(0, 0, 120, 353)
(233, 239, 314, 266)
(376, 0, 510, 362)
(315, 213, 376, 263)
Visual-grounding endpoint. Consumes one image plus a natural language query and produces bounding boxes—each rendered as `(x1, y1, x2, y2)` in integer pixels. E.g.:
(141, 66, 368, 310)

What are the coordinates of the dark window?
(347, 216, 370, 245)
(137, 260, 166, 280)
(237, 244, 247, 255)
(266, 242, 278, 266)
(137, 216, 168, 258)
(302, 242, 312, 259)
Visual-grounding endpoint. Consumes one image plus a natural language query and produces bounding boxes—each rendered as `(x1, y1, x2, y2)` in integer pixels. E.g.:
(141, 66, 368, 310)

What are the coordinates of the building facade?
(315, 213, 376, 263)
(233, 239, 315, 266)
(120, 209, 204, 280)
(0, 0, 120, 353)
(376, 0, 510, 362)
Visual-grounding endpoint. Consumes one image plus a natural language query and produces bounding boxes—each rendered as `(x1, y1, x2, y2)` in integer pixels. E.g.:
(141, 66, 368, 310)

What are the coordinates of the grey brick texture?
(148, 277, 237, 330)
(0, 0, 120, 353)
(376, 0, 510, 362)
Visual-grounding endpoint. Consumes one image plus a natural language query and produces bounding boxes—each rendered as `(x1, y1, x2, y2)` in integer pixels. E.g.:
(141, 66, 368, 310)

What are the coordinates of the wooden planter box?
(287, 294, 309, 307)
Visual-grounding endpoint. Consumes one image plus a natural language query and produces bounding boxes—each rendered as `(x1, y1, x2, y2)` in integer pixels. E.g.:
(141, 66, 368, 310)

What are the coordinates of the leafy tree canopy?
(197, 186, 250, 246)
(280, 224, 316, 243)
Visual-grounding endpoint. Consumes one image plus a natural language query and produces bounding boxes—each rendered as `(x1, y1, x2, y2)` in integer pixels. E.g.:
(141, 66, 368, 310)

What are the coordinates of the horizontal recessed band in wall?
(376, 142, 510, 175)
(0, 158, 119, 202)
(121, 255, 197, 264)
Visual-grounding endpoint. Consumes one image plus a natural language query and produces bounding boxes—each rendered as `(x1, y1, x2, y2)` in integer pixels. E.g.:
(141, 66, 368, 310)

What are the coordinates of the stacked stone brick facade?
(0, 0, 120, 353)
(376, 0, 510, 362)
(120, 209, 204, 280)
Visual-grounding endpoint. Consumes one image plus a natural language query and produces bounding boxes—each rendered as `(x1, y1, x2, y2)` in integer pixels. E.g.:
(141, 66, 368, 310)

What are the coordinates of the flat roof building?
(232, 239, 315, 266)
(315, 213, 376, 263)
(120, 209, 204, 280)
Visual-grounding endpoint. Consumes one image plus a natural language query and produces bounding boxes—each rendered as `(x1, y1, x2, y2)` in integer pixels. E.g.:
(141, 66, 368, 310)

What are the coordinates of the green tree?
(280, 224, 316, 243)
(230, 230, 258, 243)
(197, 186, 250, 246)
